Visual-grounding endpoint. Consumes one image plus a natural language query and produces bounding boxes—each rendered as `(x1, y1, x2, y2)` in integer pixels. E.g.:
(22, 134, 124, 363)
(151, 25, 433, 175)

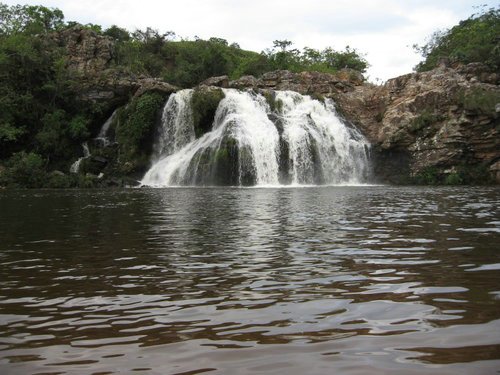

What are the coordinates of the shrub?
(456, 164, 494, 185)
(263, 91, 283, 113)
(68, 115, 90, 141)
(2, 151, 47, 187)
(46, 172, 76, 188)
(444, 172, 463, 185)
(413, 164, 494, 185)
(414, 166, 440, 185)
(455, 87, 500, 116)
(409, 110, 443, 133)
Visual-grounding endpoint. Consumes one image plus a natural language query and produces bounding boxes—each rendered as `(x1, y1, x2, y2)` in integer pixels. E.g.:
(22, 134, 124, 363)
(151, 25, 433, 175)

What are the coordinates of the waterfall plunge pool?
(1, 186, 499, 374)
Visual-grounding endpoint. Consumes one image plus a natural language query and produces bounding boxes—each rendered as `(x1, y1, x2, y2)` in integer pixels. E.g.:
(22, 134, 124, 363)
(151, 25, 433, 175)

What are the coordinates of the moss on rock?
(191, 87, 225, 137)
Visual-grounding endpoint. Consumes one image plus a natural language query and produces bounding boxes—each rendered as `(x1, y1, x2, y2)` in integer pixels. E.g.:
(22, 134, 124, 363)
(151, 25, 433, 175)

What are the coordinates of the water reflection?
(0, 186, 499, 374)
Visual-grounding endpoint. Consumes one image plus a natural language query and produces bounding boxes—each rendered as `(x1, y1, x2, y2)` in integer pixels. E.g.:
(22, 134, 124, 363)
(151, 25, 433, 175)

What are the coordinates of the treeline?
(104, 28, 369, 88)
(414, 6, 499, 71)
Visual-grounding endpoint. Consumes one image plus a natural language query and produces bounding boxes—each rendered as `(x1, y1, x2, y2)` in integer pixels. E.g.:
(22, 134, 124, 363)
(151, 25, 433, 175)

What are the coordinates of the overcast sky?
(4, 0, 497, 81)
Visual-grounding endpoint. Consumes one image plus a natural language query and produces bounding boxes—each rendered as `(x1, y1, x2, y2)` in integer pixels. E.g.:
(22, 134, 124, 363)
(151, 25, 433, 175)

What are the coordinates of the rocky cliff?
(51, 27, 177, 104)
(56, 27, 499, 185)
(337, 62, 499, 184)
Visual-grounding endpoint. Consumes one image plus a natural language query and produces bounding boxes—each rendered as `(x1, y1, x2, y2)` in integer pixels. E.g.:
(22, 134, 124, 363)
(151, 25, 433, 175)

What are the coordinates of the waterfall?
(95, 110, 118, 146)
(277, 91, 369, 185)
(69, 142, 90, 174)
(152, 89, 196, 161)
(142, 89, 370, 187)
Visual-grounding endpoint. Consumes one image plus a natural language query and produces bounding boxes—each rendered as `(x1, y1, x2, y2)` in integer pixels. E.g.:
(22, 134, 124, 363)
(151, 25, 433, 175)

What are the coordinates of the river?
(0, 186, 499, 374)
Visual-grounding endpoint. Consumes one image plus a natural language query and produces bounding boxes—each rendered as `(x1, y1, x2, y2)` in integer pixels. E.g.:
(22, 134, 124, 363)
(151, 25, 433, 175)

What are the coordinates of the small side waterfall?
(95, 109, 118, 146)
(152, 89, 195, 161)
(69, 142, 90, 174)
(142, 89, 370, 186)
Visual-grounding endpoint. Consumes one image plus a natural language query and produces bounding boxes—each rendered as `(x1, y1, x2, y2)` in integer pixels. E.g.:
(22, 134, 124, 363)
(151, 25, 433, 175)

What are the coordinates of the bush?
(46, 171, 76, 188)
(1, 151, 47, 187)
(68, 115, 90, 141)
(413, 164, 494, 185)
(409, 110, 443, 133)
(413, 166, 440, 185)
(444, 172, 463, 185)
(264, 41, 369, 73)
(456, 164, 494, 185)
(263, 91, 284, 113)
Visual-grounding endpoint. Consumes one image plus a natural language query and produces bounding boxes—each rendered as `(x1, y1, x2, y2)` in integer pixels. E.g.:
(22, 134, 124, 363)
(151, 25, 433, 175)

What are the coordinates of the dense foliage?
(263, 40, 368, 74)
(111, 32, 368, 88)
(414, 6, 500, 71)
(115, 92, 167, 174)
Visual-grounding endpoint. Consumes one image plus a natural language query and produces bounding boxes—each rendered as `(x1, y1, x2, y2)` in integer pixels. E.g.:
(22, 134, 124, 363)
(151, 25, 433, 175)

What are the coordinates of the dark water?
(0, 186, 499, 375)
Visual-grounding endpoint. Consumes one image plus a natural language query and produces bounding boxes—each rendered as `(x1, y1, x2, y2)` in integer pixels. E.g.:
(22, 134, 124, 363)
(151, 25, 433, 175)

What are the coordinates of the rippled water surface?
(0, 186, 499, 374)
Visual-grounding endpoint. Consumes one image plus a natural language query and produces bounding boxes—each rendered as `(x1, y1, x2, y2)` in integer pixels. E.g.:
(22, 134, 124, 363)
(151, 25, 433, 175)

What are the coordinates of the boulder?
(200, 75, 230, 88)
(229, 75, 260, 89)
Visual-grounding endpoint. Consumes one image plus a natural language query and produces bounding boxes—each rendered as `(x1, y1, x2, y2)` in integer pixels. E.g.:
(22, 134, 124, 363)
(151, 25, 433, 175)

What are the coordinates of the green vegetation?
(413, 164, 494, 185)
(191, 88, 225, 137)
(115, 92, 167, 174)
(112, 34, 368, 88)
(0, 3, 114, 183)
(0, 151, 46, 188)
(444, 172, 463, 185)
(264, 40, 368, 74)
(263, 91, 284, 113)
(0, 2, 497, 188)
(414, 6, 500, 71)
(409, 110, 444, 133)
(455, 87, 500, 116)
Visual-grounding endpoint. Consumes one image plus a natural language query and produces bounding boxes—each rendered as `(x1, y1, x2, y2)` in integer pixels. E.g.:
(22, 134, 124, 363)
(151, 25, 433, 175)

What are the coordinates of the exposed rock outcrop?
(52, 27, 177, 106)
(226, 69, 363, 94)
(336, 62, 499, 183)
(51, 26, 115, 73)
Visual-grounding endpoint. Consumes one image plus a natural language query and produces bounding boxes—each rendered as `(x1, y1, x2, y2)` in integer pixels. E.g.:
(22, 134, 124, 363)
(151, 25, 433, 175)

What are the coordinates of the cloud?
(3, 0, 497, 81)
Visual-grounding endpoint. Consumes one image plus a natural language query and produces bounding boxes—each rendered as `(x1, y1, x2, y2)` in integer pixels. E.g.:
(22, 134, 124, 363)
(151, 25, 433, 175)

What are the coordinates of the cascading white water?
(95, 109, 118, 146)
(152, 89, 195, 162)
(141, 88, 370, 186)
(69, 142, 90, 174)
(277, 91, 370, 185)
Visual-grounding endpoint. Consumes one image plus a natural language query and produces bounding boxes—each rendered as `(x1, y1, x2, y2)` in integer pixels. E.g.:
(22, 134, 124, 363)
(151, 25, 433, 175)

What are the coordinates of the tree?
(414, 6, 500, 71)
(104, 25, 130, 42)
(0, 3, 64, 35)
(273, 39, 293, 52)
(264, 41, 368, 73)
